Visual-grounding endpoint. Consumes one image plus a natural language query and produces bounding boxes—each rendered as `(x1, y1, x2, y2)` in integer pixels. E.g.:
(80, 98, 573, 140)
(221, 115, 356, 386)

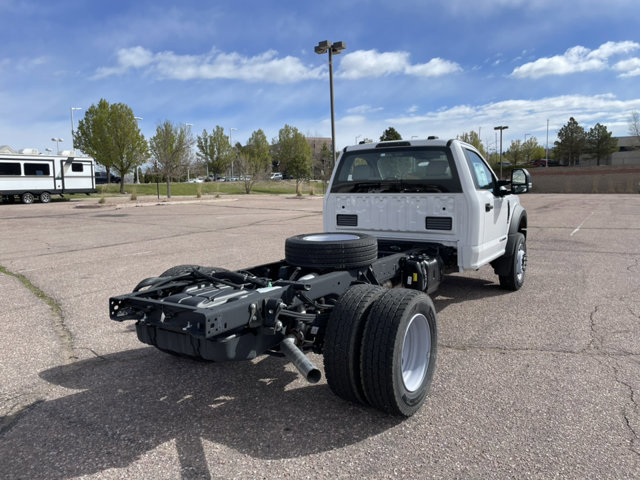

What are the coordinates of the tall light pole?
(545, 119, 550, 167)
(185, 123, 193, 182)
(229, 127, 237, 178)
(70, 107, 82, 152)
(51, 138, 63, 154)
(315, 40, 346, 166)
(134, 116, 143, 184)
(494, 125, 508, 178)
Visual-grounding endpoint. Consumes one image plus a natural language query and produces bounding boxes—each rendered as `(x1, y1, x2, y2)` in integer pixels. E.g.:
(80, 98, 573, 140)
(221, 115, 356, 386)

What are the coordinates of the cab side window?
(464, 149, 494, 190)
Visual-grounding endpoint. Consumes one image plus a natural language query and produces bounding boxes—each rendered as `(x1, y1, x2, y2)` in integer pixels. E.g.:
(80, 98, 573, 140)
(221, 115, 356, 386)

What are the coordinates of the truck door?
(463, 149, 510, 264)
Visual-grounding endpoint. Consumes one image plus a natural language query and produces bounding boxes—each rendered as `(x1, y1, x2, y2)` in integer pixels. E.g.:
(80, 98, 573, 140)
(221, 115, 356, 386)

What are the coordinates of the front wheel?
(39, 192, 51, 203)
(498, 233, 527, 291)
(361, 288, 437, 417)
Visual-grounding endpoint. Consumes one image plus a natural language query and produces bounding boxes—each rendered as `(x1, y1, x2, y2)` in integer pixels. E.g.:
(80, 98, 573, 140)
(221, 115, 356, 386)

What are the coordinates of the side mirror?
(511, 168, 532, 194)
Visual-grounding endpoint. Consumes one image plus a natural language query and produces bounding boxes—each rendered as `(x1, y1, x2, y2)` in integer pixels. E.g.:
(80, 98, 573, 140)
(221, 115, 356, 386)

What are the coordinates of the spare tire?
(285, 232, 378, 269)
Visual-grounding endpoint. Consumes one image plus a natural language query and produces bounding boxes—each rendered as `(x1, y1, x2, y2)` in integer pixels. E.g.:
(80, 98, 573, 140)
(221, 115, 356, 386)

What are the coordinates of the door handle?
(485, 203, 494, 212)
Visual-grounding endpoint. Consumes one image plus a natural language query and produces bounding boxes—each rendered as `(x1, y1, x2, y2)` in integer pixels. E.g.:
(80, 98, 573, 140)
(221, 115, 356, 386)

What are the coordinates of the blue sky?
(2, 0, 640, 155)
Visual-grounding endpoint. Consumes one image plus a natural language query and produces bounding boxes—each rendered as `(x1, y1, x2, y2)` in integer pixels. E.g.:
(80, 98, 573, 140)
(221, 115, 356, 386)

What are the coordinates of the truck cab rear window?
(0, 162, 21, 175)
(24, 163, 50, 176)
(330, 146, 462, 194)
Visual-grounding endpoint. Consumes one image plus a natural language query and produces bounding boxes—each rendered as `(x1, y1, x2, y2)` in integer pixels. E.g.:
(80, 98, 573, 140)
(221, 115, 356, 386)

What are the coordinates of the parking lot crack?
(607, 359, 640, 457)
(585, 305, 602, 353)
(0, 265, 76, 364)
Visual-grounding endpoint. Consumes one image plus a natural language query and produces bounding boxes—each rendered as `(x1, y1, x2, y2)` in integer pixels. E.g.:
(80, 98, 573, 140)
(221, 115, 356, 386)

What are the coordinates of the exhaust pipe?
(280, 336, 321, 384)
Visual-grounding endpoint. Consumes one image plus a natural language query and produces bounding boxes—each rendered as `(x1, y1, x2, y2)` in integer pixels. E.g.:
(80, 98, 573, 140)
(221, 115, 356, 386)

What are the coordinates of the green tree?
(380, 127, 402, 141)
(272, 125, 312, 193)
(196, 126, 234, 179)
(149, 121, 194, 198)
(506, 139, 524, 166)
(236, 129, 271, 194)
(317, 143, 334, 185)
(555, 117, 586, 166)
(74, 99, 147, 193)
(586, 123, 618, 166)
(522, 136, 545, 164)
(457, 131, 486, 157)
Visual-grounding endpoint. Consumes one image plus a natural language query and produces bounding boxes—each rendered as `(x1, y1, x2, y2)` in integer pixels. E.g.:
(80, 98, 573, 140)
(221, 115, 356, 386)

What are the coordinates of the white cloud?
(511, 41, 640, 79)
(93, 46, 325, 84)
(614, 58, 640, 78)
(338, 49, 461, 79)
(376, 93, 640, 146)
(347, 105, 384, 115)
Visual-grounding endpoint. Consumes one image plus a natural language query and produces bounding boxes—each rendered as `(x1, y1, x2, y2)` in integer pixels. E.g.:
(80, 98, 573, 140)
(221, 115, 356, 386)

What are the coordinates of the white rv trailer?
(0, 150, 96, 204)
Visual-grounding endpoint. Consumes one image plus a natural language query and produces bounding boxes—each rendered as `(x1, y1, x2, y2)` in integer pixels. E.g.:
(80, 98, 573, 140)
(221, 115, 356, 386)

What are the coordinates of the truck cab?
(324, 138, 531, 276)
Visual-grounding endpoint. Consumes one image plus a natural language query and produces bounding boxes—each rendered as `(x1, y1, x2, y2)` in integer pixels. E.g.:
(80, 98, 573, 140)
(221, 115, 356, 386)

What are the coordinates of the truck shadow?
(432, 275, 511, 312)
(2, 348, 400, 479)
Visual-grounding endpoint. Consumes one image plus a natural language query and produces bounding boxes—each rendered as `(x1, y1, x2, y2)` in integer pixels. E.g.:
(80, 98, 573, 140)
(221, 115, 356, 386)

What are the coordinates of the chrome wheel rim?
(516, 244, 527, 283)
(302, 233, 360, 242)
(401, 313, 431, 392)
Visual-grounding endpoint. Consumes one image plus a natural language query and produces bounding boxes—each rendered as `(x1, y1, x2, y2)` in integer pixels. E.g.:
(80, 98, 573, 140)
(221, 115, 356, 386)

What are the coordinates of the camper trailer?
(0, 149, 96, 204)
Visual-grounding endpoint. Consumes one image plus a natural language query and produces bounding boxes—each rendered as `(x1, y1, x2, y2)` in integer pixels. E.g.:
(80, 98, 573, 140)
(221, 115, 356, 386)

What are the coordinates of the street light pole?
(315, 40, 346, 166)
(51, 138, 63, 155)
(70, 107, 82, 152)
(134, 116, 143, 184)
(229, 127, 237, 178)
(494, 125, 508, 178)
(185, 123, 193, 182)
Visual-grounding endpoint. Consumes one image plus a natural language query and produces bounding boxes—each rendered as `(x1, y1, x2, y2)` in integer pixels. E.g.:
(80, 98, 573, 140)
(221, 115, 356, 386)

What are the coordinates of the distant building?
(580, 136, 640, 167)
(306, 137, 333, 179)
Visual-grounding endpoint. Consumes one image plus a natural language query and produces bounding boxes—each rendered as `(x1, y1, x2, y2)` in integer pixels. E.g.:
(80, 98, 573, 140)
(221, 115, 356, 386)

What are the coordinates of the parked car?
(95, 171, 121, 184)
(270, 172, 283, 180)
(529, 159, 560, 167)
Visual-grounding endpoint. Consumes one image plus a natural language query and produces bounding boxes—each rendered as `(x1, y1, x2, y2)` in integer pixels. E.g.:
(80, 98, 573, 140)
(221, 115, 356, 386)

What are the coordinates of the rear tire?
(285, 232, 377, 269)
(323, 284, 385, 405)
(361, 288, 437, 417)
(39, 192, 51, 203)
(21, 192, 35, 204)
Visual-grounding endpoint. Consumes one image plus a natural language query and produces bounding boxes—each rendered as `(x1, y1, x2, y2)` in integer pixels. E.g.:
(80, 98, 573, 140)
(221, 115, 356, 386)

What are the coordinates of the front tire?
(361, 288, 437, 417)
(498, 233, 527, 291)
(39, 192, 51, 203)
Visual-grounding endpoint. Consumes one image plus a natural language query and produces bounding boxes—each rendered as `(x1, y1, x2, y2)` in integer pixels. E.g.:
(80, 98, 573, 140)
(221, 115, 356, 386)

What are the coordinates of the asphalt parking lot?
(0, 193, 639, 479)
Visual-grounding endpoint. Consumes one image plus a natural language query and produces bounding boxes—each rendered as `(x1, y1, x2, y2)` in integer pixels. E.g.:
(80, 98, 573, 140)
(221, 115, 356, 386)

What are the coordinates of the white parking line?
(570, 211, 594, 236)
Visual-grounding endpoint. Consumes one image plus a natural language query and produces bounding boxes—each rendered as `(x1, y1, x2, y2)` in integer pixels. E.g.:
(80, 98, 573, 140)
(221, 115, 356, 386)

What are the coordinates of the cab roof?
(343, 138, 462, 153)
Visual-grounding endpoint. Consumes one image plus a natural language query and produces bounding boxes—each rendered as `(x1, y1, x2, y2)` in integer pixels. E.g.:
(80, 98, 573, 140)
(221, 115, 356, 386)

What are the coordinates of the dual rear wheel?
(324, 284, 438, 417)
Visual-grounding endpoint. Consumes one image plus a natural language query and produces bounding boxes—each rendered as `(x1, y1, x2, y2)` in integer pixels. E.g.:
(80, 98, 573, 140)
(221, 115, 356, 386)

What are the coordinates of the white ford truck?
(109, 138, 531, 417)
